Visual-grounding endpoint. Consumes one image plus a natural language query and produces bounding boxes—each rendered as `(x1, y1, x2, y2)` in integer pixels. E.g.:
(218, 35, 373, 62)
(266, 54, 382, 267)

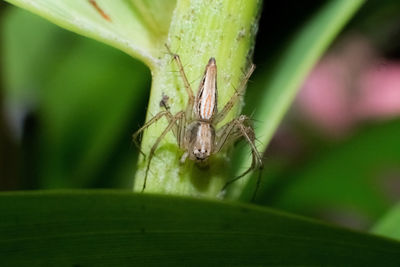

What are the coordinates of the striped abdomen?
(195, 57, 217, 121)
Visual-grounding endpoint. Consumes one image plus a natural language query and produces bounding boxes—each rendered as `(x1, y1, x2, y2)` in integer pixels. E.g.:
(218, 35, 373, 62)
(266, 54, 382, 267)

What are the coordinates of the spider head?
(189, 122, 215, 162)
(193, 146, 211, 161)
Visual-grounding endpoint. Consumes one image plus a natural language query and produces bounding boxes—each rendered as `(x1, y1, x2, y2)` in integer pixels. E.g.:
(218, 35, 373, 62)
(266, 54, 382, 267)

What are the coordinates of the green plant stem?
(133, 0, 262, 198)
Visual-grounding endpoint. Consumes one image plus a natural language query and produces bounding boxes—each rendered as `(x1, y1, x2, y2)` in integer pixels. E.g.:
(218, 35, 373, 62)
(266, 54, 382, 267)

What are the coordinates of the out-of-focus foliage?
(2, 7, 150, 189)
(244, 0, 400, 230)
(230, 0, 364, 199)
(372, 202, 400, 240)
(4, 0, 177, 66)
(257, 120, 400, 227)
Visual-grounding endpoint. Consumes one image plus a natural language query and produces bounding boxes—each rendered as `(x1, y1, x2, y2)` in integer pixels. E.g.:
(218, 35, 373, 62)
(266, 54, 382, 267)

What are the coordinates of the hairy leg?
(215, 115, 263, 198)
(159, 95, 184, 147)
(165, 44, 195, 120)
(142, 111, 185, 191)
(132, 110, 176, 157)
(214, 64, 255, 124)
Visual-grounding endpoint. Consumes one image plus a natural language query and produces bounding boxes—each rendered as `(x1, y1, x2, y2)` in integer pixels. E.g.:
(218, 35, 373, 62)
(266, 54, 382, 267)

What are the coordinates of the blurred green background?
(1, 1, 400, 231)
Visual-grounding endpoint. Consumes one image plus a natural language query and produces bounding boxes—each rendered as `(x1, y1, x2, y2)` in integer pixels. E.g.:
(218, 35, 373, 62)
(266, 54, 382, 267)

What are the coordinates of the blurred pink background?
(296, 35, 400, 137)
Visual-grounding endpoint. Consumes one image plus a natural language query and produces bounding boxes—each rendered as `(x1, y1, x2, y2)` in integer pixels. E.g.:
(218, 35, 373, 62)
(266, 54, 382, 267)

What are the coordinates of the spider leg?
(165, 44, 195, 120)
(220, 149, 257, 191)
(143, 111, 185, 191)
(132, 110, 175, 157)
(253, 167, 263, 201)
(214, 64, 255, 124)
(159, 98, 186, 150)
(159, 98, 182, 142)
(215, 115, 263, 197)
(177, 111, 186, 149)
(160, 103, 188, 162)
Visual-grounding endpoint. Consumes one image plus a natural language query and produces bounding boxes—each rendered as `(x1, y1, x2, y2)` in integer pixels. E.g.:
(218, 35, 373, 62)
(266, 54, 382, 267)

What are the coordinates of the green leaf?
(1, 191, 400, 266)
(230, 0, 365, 199)
(372, 202, 400, 241)
(4, 0, 177, 67)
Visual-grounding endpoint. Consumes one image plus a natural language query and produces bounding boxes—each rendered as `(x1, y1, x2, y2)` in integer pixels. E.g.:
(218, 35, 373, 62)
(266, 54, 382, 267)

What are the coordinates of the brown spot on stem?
(160, 93, 170, 110)
(88, 0, 111, 22)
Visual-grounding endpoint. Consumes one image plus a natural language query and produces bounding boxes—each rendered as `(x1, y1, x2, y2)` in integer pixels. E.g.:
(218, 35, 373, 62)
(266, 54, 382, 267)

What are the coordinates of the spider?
(133, 45, 263, 197)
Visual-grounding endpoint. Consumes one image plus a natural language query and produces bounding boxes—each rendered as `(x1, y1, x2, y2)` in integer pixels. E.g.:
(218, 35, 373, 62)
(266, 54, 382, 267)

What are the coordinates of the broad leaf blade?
(4, 0, 177, 67)
(1, 190, 400, 266)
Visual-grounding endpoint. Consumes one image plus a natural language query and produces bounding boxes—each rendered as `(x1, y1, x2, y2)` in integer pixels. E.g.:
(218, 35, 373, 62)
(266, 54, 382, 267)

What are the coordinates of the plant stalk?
(134, 0, 262, 198)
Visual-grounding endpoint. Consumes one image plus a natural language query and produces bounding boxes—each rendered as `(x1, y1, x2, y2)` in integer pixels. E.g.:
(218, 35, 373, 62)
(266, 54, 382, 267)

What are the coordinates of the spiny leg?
(159, 96, 182, 142)
(214, 64, 255, 124)
(221, 153, 256, 191)
(132, 110, 176, 157)
(252, 167, 263, 202)
(165, 44, 195, 119)
(222, 151, 262, 201)
(177, 110, 186, 149)
(229, 117, 263, 199)
(143, 111, 185, 191)
(159, 94, 186, 150)
(215, 115, 263, 198)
